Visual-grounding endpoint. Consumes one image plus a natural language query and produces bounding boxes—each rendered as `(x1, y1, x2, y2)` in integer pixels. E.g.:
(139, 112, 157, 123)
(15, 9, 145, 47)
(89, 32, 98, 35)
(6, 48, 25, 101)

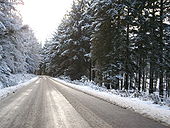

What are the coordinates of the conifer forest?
(40, 0, 170, 98)
(0, 0, 170, 127)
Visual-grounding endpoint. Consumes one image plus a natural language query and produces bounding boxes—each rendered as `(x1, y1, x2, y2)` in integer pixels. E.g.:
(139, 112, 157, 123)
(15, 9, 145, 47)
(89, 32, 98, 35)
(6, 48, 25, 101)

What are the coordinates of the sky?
(19, 0, 73, 43)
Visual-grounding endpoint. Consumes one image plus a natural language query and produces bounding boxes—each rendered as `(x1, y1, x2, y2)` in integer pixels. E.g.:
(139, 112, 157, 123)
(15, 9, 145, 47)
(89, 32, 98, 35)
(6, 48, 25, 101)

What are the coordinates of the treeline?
(41, 0, 170, 97)
(0, 0, 41, 87)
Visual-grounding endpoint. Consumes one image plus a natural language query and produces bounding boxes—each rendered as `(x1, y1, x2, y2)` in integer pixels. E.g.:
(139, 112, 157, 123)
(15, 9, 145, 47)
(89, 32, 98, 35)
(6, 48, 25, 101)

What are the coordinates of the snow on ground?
(7, 74, 37, 86)
(0, 74, 37, 89)
(0, 74, 38, 100)
(53, 77, 170, 126)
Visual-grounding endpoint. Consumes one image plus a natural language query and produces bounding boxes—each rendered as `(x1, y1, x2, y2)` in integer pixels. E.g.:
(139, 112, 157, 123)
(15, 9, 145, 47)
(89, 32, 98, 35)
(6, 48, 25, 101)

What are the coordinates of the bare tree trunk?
(142, 68, 146, 92)
(138, 56, 142, 92)
(159, 0, 164, 97)
(149, 62, 154, 94)
(124, 6, 130, 90)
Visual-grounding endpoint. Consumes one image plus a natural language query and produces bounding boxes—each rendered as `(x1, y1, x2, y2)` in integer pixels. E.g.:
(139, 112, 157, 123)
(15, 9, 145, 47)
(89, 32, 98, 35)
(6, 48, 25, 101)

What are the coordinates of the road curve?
(0, 76, 169, 128)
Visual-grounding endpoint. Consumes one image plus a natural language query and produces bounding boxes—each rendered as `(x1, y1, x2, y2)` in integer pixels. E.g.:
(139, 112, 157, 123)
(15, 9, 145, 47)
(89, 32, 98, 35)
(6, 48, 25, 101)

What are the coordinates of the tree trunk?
(89, 60, 92, 81)
(116, 78, 119, 90)
(121, 78, 123, 90)
(138, 56, 142, 92)
(124, 73, 129, 90)
(149, 62, 154, 94)
(142, 68, 146, 92)
(159, 0, 164, 97)
(124, 6, 130, 90)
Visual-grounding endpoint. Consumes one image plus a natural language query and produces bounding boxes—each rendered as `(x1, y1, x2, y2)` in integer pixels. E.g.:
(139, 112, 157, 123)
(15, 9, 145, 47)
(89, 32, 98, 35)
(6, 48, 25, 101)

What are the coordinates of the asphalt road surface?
(0, 76, 169, 128)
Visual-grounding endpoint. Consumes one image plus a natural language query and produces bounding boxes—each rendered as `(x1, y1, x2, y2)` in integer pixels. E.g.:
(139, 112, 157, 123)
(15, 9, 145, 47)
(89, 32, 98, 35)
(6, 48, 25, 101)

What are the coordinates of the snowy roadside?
(0, 75, 38, 100)
(53, 77, 170, 126)
(0, 74, 37, 89)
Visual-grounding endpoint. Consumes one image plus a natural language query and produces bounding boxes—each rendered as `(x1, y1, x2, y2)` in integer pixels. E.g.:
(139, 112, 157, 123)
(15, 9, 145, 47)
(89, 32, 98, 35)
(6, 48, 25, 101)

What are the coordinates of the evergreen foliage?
(41, 0, 170, 97)
(0, 0, 41, 88)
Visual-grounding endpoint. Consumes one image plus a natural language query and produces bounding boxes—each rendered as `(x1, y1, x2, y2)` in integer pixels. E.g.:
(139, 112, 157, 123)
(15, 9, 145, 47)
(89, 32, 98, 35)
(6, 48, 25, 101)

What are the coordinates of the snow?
(8, 74, 36, 85)
(53, 77, 170, 126)
(0, 73, 37, 89)
(0, 75, 38, 100)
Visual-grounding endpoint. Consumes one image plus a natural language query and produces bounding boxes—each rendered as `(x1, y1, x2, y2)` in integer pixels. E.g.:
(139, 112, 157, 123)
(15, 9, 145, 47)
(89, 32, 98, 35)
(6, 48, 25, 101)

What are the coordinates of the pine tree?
(41, 0, 91, 80)
(0, 0, 41, 87)
(41, 0, 170, 98)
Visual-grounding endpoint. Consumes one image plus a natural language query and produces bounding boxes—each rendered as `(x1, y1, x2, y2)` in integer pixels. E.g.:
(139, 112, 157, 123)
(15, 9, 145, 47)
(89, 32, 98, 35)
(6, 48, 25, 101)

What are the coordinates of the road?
(0, 76, 169, 128)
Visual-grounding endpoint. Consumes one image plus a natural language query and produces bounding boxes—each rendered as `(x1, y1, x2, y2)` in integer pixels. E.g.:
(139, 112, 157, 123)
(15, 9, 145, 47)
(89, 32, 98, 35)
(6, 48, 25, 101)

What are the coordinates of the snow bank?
(0, 75, 38, 99)
(0, 74, 36, 89)
(53, 78, 170, 126)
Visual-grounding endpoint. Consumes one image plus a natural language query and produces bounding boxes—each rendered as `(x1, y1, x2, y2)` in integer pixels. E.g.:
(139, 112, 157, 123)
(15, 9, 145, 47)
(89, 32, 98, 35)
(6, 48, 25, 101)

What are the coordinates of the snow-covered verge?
(52, 77, 170, 126)
(0, 74, 36, 89)
(0, 74, 38, 99)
